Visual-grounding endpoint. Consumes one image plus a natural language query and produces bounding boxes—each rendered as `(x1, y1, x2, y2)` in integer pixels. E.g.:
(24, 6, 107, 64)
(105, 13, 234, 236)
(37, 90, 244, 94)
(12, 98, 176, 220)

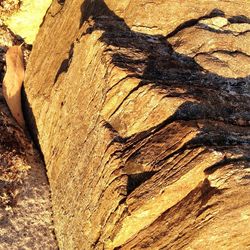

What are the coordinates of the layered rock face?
(24, 0, 250, 249)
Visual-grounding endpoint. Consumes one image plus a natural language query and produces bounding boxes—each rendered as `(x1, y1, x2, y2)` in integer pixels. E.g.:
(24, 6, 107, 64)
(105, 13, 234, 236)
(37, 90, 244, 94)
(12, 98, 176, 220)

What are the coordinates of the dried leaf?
(3, 45, 25, 128)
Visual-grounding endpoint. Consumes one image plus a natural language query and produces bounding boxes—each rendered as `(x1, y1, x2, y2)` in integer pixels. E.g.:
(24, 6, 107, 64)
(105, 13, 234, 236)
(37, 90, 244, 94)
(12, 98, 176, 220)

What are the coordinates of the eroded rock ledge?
(24, 0, 250, 249)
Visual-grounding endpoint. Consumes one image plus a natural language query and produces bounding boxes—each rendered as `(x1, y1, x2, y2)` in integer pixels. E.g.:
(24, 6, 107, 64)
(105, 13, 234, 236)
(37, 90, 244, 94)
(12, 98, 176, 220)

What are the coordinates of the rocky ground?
(0, 1, 58, 249)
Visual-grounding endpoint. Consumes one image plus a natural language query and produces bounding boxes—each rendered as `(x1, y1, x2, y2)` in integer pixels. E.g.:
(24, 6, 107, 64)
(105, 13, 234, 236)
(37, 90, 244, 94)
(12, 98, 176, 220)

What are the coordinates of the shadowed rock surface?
(24, 0, 249, 249)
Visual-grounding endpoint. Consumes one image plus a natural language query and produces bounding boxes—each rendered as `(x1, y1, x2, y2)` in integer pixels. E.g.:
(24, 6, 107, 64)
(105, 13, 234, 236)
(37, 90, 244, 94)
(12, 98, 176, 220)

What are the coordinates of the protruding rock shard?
(3, 45, 25, 128)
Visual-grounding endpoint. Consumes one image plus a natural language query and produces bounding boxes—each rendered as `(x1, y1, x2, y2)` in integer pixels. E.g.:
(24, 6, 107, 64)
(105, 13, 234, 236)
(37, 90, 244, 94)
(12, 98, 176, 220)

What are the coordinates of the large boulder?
(24, 0, 250, 249)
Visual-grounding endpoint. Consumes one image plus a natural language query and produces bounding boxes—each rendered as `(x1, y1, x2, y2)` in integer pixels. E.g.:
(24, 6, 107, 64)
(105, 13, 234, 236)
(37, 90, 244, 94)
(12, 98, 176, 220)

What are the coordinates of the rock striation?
(24, 0, 250, 249)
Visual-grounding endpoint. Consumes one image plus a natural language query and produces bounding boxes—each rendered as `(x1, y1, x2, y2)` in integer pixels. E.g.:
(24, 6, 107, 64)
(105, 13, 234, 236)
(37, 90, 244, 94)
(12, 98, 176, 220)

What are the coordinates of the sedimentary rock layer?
(24, 0, 250, 249)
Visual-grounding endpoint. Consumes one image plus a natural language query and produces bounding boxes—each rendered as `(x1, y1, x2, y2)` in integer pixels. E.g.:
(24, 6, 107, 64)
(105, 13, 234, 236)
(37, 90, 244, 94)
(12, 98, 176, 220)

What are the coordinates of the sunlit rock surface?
(23, 0, 250, 249)
(4, 0, 52, 44)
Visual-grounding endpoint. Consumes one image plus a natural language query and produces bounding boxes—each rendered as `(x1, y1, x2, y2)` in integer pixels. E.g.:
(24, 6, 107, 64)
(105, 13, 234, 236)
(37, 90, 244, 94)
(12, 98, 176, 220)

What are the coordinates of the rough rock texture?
(0, 27, 58, 249)
(24, 0, 250, 249)
(0, 0, 21, 22)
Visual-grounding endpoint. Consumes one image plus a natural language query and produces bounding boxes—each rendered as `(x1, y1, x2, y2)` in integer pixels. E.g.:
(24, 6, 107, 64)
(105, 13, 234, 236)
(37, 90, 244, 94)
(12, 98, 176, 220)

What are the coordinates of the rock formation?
(5, 0, 250, 249)
(3, 45, 26, 128)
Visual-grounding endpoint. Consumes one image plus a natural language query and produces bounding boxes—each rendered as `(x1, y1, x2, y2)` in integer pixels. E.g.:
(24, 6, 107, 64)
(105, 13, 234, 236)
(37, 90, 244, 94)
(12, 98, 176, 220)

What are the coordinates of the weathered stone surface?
(168, 16, 250, 78)
(24, 0, 250, 249)
(0, 27, 58, 249)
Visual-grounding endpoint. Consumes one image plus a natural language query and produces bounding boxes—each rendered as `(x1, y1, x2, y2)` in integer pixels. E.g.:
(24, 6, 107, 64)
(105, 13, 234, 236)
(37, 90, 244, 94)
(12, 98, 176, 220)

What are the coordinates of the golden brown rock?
(3, 45, 25, 128)
(24, 0, 250, 249)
